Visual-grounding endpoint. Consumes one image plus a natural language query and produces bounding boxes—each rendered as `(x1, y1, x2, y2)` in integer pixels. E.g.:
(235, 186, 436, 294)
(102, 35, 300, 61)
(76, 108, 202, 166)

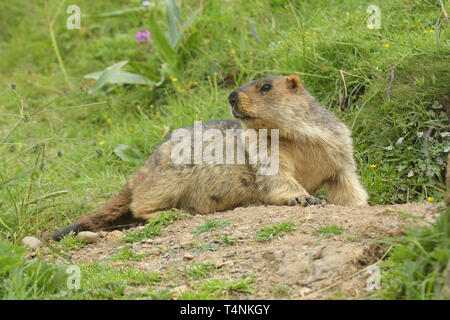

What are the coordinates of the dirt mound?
(67, 202, 441, 299)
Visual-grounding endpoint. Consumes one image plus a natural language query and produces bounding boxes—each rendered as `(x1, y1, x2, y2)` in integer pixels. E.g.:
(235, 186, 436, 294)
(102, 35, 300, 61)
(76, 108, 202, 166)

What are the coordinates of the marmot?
(52, 75, 368, 240)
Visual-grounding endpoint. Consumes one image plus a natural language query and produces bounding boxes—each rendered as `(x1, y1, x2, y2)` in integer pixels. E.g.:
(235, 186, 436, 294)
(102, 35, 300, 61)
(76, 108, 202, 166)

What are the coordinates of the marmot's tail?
(52, 184, 144, 241)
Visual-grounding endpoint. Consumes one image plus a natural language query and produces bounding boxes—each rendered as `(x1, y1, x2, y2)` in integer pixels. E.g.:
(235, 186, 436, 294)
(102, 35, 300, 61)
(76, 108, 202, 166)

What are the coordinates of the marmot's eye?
(260, 84, 272, 93)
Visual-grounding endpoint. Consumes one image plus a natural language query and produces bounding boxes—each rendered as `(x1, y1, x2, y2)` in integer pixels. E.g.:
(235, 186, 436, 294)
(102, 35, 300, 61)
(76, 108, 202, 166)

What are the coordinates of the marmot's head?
(227, 75, 313, 130)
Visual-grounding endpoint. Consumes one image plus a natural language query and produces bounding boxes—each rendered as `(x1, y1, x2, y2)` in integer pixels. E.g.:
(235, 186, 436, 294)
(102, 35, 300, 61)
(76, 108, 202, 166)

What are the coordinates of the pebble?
(183, 253, 194, 260)
(98, 231, 108, 238)
(106, 230, 124, 241)
(21, 236, 42, 249)
(148, 247, 161, 256)
(77, 231, 100, 244)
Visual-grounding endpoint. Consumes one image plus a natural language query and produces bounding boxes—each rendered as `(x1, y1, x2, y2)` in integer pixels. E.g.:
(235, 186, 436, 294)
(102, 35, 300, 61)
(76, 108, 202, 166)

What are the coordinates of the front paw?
(288, 195, 325, 207)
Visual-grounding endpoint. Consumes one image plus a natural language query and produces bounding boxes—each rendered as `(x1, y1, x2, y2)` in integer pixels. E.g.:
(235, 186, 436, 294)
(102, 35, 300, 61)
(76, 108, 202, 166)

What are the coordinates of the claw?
(288, 195, 325, 207)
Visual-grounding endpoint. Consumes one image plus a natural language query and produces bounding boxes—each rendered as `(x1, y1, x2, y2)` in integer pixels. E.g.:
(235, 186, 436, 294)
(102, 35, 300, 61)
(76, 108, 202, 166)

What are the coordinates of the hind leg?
(128, 169, 185, 220)
(326, 169, 368, 206)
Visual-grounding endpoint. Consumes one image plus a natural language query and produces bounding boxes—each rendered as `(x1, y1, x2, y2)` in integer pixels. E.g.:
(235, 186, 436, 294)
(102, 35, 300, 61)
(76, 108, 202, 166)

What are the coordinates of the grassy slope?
(0, 0, 448, 299)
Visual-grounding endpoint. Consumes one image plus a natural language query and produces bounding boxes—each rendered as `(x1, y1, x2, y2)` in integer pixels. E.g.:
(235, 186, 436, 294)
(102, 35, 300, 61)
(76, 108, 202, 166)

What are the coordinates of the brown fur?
(53, 75, 368, 240)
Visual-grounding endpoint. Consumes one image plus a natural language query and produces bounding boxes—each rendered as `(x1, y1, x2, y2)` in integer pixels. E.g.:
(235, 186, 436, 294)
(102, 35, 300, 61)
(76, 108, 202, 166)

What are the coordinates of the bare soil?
(66, 202, 442, 299)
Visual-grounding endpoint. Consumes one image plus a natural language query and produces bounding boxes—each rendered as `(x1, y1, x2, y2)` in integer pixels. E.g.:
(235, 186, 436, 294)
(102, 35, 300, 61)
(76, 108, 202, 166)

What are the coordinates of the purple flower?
(142, 1, 150, 7)
(136, 29, 152, 45)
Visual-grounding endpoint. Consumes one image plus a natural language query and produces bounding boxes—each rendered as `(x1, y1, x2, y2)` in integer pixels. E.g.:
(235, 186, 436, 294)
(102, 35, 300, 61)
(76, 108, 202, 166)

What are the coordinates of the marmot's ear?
(287, 75, 302, 91)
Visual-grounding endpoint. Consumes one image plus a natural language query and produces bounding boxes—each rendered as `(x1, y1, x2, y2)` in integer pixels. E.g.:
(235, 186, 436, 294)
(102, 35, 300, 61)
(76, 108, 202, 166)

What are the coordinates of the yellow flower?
(300, 41, 304, 45)
(171, 77, 178, 82)
(427, 197, 434, 202)
(136, 105, 141, 111)
(150, 104, 154, 110)
(384, 44, 390, 48)
(370, 164, 377, 168)
(98, 141, 105, 146)
(423, 30, 428, 34)
(231, 49, 236, 55)
(313, 31, 317, 35)
(429, 29, 434, 33)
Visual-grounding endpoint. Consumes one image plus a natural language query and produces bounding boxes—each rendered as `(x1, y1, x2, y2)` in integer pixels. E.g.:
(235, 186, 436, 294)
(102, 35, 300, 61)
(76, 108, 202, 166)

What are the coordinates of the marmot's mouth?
(231, 107, 252, 120)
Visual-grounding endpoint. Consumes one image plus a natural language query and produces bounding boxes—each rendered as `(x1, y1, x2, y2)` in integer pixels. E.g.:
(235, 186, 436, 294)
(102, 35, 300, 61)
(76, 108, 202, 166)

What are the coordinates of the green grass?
(0, 0, 448, 300)
(187, 240, 218, 251)
(184, 262, 217, 280)
(57, 232, 86, 251)
(122, 210, 185, 243)
(378, 207, 449, 300)
(272, 285, 291, 298)
(254, 220, 298, 242)
(193, 218, 230, 236)
(316, 225, 345, 237)
(179, 277, 255, 300)
(110, 247, 146, 262)
(0, 239, 68, 299)
(69, 262, 162, 299)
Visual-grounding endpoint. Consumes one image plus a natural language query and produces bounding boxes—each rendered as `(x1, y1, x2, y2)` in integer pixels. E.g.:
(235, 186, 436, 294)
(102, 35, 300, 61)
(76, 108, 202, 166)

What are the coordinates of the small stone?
(149, 248, 161, 256)
(77, 231, 100, 244)
(299, 286, 312, 297)
(98, 231, 108, 238)
(106, 230, 124, 241)
(183, 253, 194, 260)
(21, 236, 42, 249)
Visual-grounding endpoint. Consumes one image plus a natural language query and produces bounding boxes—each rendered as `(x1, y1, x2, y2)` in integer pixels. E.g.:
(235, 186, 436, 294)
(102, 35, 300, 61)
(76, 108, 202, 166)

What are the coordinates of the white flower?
(440, 132, 449, 137)
(407, 170, 414, 178)
(395, 137, 404, 145)
(142, 1, 150, 6)
(417, 131, 423, 138)
(385, 145, 393, 151)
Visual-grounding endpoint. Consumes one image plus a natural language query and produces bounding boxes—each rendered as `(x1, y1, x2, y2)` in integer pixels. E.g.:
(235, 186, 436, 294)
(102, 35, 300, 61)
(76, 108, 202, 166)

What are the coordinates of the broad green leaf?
(84, 71, 154, 85)
(148, 13, 177, 67)
(88, 61, 128, 94)
(114, 144, 145, 164)
(166, 0, 183, 48)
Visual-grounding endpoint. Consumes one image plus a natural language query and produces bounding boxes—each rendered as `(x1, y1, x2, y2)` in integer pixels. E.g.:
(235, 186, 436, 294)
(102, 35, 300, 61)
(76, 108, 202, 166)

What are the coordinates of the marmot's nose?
(228, 90, 239, 107)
